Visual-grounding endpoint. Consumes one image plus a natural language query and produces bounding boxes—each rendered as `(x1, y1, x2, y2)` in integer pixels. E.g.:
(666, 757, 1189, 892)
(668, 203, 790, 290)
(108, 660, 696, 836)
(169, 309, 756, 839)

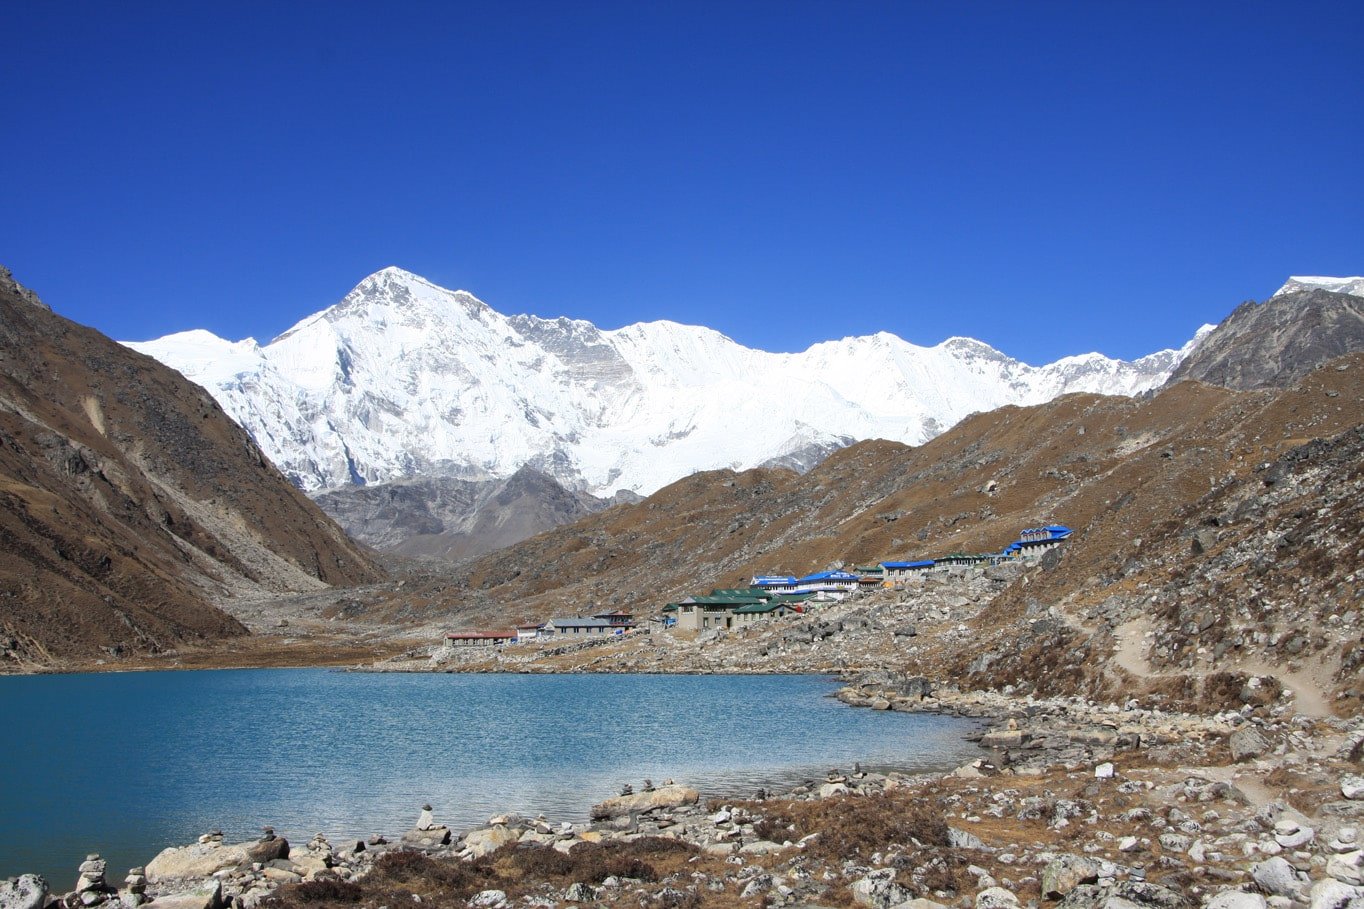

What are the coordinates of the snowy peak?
(1273, 276, 1364, 299)
(129, 267, 1211, 497)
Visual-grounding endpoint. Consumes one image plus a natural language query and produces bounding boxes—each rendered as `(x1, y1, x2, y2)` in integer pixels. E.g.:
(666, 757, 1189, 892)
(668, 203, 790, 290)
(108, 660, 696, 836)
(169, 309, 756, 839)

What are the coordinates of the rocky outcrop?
(313, 466, 614, 562)
(1166, 288, 1364, 390)
(589, 784, 699, 819)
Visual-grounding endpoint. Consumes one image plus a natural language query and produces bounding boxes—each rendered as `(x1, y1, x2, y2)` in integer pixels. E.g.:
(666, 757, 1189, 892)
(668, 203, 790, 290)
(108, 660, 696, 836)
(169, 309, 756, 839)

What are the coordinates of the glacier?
(127, 267, 1211, 497)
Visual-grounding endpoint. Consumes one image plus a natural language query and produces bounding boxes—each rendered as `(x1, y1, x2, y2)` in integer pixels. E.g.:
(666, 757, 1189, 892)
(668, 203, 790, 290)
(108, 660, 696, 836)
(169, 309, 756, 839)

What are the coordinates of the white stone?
(1205, 892, 1268, 909)
(1343, 778, 1364, 801)
(1308, 879, 1364, 909)
(468, 890, 507, 908)
(1251, 857, 1310, 898)
(1277, 826, 1316, 849)
(1096, 763, 1116, 779)
(975, 887, 1020, 909)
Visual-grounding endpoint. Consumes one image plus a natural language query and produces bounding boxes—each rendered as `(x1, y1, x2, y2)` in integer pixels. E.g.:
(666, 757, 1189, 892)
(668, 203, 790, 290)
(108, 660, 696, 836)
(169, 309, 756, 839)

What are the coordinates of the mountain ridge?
(128, 267, 1213, 497)
(0, 267, 384, 665)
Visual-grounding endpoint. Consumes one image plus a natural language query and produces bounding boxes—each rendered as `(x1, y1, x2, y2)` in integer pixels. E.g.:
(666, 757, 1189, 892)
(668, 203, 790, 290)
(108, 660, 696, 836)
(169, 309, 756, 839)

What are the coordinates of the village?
(435, 524, 1072, 654)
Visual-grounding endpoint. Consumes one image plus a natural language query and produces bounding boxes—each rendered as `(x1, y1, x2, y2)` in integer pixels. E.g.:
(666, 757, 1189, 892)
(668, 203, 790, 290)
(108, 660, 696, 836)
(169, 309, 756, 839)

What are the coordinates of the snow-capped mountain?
(1273, 276, 1364, 298)
(127, 267, 1210, 497)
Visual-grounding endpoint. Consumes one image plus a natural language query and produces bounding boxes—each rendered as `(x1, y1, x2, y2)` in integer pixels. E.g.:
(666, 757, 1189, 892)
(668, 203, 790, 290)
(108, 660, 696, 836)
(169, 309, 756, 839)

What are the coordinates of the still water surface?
(0, 669, 981, 883)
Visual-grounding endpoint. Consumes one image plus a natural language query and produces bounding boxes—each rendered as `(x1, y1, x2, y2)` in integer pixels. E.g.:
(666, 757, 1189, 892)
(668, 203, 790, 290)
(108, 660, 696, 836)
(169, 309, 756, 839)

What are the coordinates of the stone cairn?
(401, 803, 451, 849)
(73, 854, 114, 907)
(121, 868, 147, 908)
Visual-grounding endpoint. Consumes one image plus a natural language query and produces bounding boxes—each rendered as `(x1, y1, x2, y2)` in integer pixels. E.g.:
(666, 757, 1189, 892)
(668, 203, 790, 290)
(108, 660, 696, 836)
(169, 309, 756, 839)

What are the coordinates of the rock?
(1308, 879, 1364, 909)
(1204, 893, 1268, 909)
(0, 875, 49, 909)
(1250, 857, 1310, 898)
(852, 870, 910, 909)
(1042, 855, 1101, 900)
(1096, 763, 1116, 780)
(243, 837, 289, 864)
(1343, 778, 1364, 801)
(463, 826, 520, 858)
(589, 784, 698, 819)
(1327, 851, 1364, 886)
(563, 883, 595, 902)
(819, 782, 851, 798)
(739, 840, 787, 855)
(416, 805, 435, 830)
(468, 891, 507, 908)
(981, 730, 1027, 748)
(976, 887, 1021, 909)
(949, 827, 986, 850)
(1274, 822, 1315, 849)
(1058, 881, 1187, 909)
(288, 853, 330, 878)
(145, 844, 251, 882)
(400, 826, 451, 848)
(901, 901, 950, 909)
(145, 881, 223, 909)
(1230, 728, 1271, 762)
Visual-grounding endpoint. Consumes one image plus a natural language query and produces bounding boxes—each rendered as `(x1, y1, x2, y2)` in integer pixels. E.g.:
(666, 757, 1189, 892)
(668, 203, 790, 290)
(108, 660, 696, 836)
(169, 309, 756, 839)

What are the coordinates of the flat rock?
(1343, 777, 1364, 801)
(589, 785, 699, 819)
(400, 825, 451, 848)
(146, 881, 223, 909)
(145, 844, 250, 882)
(1204, 893, 1267, 909)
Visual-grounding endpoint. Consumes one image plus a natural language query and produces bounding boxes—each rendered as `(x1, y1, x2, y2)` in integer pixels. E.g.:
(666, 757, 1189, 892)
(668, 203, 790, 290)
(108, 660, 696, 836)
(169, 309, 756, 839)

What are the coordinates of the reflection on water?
(0, 669, 982, 883)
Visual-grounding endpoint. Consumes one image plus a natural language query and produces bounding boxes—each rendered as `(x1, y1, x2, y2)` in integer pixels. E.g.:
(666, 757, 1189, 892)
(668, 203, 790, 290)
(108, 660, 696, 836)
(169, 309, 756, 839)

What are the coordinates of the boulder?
(400, 826, 451, 848)
(1204, 893, 1267, 909)
(1250, 857, 1309, 898)
(563, 883, 595, 902)
(852, 870, 910, 909)
(981, 730, 1027, 748)
(1042, 855, 1102, 900)
(589, 784, 699, 819)
(467, 891, 507, 908)
(948, 828, 986, 850)
(145, 844, 250, 882)
(1328, 851, 1364, 887)
(1229, 728, 1271, 762)
(1308, 879, 1364, 909)
(463, 826, 520, 858)
(1343, 777, 1364, 801)
(243, 837, 289, 864)
(0, 875, 49, 909)
(976, 887, 1021, 909)
(145, 881, 223, 909)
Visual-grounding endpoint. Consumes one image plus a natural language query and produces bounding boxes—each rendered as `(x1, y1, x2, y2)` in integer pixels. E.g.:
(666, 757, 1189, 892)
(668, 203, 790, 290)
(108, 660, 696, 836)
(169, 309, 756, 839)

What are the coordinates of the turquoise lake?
(0, 669, 981, 885)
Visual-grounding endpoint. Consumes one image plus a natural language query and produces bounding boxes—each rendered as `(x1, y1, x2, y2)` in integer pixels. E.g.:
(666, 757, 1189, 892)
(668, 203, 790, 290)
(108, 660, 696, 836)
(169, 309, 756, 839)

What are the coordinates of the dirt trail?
(1101, 618, 1333, 719)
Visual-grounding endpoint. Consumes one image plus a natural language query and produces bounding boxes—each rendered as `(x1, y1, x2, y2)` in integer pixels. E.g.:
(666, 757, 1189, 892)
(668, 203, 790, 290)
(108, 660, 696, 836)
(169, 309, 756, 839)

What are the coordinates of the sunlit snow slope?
(128, 267, 1208, 496)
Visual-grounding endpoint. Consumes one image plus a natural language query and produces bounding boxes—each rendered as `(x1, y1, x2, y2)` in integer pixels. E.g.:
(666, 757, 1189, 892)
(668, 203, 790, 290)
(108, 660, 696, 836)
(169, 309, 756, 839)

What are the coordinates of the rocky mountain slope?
(313, 466, 621, 562)
(128, 267, 1205, 497)
(1167, 279, 1364, 390)
(356, 352, 1363, 705)
(0, 267, 383, 666)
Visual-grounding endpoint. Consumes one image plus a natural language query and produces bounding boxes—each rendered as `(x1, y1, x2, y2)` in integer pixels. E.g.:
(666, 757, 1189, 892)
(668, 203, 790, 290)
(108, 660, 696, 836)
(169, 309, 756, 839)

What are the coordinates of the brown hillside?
(0, 267, 383, 665)
(370, 356, 1364, 656)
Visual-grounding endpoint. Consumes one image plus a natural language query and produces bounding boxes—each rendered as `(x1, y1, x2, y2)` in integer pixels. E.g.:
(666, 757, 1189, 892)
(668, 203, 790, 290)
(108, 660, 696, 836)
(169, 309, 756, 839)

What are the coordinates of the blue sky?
(3, 1, 1361, 363)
